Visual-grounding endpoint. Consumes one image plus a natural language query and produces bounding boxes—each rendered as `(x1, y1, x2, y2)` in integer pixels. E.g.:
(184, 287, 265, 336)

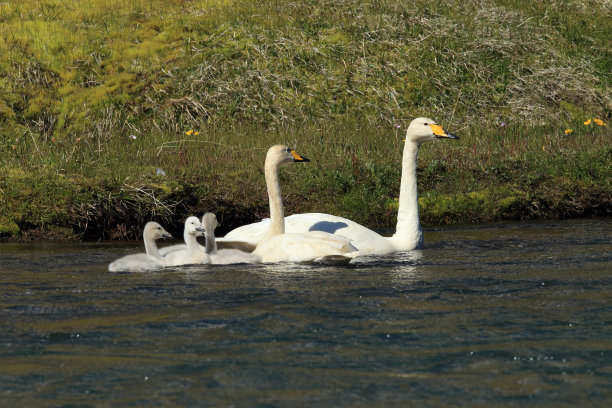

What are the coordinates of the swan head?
(184, 216, 205, 237)
(202, 212, 219, 232)
(405, 117, 459, 144)
(266, 144, 310, 167)
(143, 222, 173, 240)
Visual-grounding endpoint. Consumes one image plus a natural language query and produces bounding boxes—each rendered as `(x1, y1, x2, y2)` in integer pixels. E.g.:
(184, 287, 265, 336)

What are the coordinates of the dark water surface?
(1, 219, 610, 407)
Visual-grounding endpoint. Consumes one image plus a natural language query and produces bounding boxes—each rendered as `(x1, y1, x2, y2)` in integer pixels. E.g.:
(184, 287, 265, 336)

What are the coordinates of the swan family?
(108, 117, 458, 271)
(109, 214, 260, 271)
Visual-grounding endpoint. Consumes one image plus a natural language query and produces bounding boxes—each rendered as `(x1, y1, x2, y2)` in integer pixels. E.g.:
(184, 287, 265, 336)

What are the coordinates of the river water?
(1, 219, 610, 407)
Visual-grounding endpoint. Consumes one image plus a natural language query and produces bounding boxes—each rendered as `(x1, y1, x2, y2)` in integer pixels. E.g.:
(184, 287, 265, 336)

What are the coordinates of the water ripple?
(0, 219, 610, 406)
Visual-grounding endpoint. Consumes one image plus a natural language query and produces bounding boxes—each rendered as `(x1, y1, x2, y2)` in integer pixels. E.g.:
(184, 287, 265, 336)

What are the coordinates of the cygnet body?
(108, 222, 172, 272)
(201, 212, 261, 264)
(164, 216, 210, 266)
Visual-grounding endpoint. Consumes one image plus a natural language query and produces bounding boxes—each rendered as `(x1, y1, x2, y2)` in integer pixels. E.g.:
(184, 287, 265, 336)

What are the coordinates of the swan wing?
(219, 213, 392, 255)
(253, 232, 360, 264)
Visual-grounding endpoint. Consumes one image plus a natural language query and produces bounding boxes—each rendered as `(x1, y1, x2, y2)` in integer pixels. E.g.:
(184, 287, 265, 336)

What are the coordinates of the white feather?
(108, 222, 172, 272)
(202, 212, 261, 264)
(247, 145, 361, 264)
(218, 118, 458, 255)
(163, 216, 210, 266)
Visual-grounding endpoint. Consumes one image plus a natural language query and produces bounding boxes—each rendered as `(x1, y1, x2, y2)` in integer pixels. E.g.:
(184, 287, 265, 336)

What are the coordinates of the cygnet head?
(184, 216, 205, 237)
(143, 221, 173, 240)
(266, 145, 310, 168)
(405, 117, 459, 144)
(202, 212, 219, 232)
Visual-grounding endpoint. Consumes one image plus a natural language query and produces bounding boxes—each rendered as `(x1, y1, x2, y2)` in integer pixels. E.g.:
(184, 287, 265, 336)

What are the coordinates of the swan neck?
(205, 229, 217, 254)
(392, 140, 423, 248)
(144, 232, 161, 257)
(184, 229, 200, 252)
(265, 160, 285, 238)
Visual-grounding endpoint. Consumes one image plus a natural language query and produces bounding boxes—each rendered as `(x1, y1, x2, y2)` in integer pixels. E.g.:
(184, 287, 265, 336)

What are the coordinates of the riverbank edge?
(1, 178, 609, 242)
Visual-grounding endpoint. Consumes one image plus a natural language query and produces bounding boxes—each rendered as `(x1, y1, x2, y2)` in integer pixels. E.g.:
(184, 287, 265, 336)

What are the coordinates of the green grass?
(0, 0, 610, 239)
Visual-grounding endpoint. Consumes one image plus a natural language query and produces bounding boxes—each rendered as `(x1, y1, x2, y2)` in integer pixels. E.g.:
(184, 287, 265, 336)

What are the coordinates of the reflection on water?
(0, 219, 610, 406)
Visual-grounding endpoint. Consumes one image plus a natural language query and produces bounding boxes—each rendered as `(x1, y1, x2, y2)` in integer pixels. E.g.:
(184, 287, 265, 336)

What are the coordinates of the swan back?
(220, 213, 394, 255)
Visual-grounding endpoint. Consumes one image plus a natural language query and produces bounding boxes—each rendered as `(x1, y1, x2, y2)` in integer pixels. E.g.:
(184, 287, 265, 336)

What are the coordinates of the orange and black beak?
(290, 149, 310, 162)
(429, 124, 459, 139)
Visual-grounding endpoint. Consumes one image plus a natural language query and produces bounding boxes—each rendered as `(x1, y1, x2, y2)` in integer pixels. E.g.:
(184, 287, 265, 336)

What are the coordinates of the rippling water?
(1, 219, 610, 407)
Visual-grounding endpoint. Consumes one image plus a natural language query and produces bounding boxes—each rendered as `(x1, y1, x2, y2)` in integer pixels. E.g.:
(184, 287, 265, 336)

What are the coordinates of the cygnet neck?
(204, 228, 217, 254)
(144, 230, 162, 258)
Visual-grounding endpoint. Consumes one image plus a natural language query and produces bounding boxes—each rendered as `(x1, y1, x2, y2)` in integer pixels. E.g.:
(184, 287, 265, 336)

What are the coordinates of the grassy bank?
(0, 0, 610, 240)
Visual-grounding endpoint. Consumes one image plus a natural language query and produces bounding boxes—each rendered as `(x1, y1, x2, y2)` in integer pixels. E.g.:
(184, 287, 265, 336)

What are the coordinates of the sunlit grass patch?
(0, 0, 610, 238)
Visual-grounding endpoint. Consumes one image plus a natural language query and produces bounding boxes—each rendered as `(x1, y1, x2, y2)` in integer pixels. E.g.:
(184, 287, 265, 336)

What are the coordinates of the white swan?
(108, 222, 173, 272)
(248, 145, 359, 265)
(163, 216, 210, 266)
(217, 118, 458, 255)
(201, 212, 261, 264)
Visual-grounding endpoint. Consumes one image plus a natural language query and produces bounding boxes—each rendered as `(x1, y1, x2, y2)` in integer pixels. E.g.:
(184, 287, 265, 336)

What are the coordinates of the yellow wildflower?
(11, 145, 16, 150)
(195, 131, 200, 135)
(583, 119, 592, 125)
(564, 129, 573, 134)
(186, 130, 194, 135)
(593, 118, 607, 126)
